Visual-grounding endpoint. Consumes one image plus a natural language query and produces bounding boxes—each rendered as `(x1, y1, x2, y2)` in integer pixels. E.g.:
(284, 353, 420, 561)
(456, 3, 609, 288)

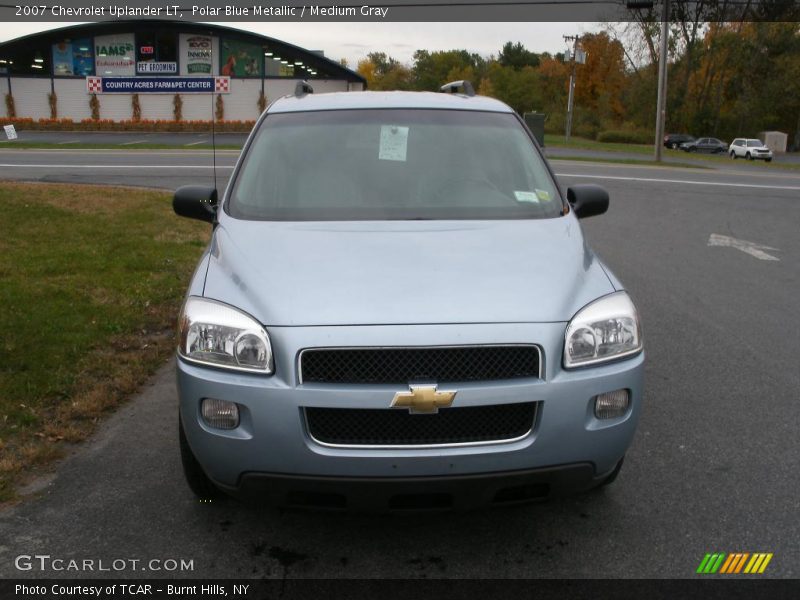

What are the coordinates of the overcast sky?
(0, 22, 602, 66)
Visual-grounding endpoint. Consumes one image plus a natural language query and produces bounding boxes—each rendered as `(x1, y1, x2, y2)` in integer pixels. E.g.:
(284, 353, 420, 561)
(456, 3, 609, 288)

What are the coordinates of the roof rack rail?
(295, 81, 314, 97)
(440, 80, 475, 97)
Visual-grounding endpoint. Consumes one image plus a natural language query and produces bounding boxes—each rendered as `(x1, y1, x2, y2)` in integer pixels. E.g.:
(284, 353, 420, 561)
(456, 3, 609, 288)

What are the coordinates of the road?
(1, 152, 798, 579)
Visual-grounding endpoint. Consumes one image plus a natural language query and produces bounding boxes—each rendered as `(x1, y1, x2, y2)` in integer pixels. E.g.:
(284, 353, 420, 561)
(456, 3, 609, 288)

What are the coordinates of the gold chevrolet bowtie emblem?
(391, 385, 457, 414)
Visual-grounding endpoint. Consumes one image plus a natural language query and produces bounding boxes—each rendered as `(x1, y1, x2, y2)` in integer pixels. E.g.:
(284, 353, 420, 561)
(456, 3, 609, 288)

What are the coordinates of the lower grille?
(305, 402, 537, 447)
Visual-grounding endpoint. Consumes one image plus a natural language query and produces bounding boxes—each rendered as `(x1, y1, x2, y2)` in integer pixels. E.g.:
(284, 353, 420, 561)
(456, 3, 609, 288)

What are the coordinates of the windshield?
(747, 140, 763, 147)
(228, 109, 563, 221)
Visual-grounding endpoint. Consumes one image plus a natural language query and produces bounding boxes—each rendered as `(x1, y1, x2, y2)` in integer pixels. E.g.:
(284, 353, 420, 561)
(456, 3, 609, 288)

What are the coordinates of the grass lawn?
(0, 182, 209, 503)
(0, 141, 242, 151)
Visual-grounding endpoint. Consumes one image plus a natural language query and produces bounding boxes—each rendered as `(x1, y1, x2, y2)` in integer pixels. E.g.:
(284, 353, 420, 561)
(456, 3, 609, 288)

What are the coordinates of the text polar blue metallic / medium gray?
(173, 89, 645, 511)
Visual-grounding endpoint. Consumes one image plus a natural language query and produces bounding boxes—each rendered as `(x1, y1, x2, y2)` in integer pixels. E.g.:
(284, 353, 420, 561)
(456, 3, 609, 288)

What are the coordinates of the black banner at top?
(2, 0, 800, 22)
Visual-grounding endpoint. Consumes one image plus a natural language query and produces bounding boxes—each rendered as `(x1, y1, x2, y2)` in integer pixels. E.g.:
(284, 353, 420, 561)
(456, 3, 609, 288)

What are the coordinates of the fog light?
(594, 389, 630, 419)
(201, 398, 239, 429)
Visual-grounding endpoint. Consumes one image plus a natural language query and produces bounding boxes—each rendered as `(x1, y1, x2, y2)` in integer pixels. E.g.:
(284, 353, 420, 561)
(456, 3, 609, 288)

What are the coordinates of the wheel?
(179, 414, 222, 500)
(598, 456, 625, 488)
(746, 152, 753, 160)
(688, 147, 696, 152)
(669, 142, 677, 149)
(766, 158, 772, 163)
(730, 151, 736, 159)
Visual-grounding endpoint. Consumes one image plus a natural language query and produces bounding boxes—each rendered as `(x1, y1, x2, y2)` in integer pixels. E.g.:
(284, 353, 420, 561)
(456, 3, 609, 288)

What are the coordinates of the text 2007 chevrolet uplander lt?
(172, 81, 644, 510)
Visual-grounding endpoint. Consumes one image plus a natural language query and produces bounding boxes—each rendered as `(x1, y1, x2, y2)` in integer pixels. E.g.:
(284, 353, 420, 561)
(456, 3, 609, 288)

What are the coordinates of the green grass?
(545, 135, 654, 155)
(550, 155, 710, 169)
(0, 141, 242, 151)
(0, 182, 209, 503)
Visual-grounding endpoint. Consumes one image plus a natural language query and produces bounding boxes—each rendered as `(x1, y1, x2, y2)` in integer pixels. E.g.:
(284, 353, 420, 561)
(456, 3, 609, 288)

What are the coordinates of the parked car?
(729, 138, 773, 161)
(171, 81, 645, 510)
(664, 133, 695, 149)
(682, 137, 728, 153)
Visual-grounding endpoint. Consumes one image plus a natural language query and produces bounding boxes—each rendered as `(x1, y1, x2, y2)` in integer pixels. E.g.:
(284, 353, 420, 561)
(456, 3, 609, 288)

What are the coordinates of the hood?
(202, 217, 615, 326)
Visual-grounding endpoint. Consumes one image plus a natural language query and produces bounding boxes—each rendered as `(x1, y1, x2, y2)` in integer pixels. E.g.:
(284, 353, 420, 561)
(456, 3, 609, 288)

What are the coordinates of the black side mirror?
(173, 186, 218, 223)
(567, 184, 609, 219)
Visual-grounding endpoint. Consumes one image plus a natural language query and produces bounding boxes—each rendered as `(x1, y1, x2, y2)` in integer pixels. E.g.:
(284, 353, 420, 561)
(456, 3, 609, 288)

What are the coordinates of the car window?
(228, 109, 563, 221)
(746, 140, 762, 147)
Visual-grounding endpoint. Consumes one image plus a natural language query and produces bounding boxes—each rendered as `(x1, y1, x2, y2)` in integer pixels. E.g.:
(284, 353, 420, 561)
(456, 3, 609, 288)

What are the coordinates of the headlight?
(564, 292, 642, 368)
(178, 296, 274, 374)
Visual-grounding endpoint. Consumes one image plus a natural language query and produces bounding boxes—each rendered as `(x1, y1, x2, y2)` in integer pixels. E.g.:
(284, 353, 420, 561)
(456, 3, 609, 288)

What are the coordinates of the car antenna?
(210, 32, 218, 192)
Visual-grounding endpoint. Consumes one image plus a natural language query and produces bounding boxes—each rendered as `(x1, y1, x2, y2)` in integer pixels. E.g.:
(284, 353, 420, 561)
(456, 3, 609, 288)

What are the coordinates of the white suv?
(729, 138, 773, 162)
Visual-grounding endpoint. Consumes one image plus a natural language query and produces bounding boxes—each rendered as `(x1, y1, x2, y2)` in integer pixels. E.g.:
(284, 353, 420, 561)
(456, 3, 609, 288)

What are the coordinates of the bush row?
(596, 129, 653, 144)
(0, 117, 256, 133)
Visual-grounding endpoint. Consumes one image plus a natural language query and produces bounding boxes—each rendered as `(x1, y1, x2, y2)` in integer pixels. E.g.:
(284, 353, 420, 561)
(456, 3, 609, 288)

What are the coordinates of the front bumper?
(177, 322, 644, 502)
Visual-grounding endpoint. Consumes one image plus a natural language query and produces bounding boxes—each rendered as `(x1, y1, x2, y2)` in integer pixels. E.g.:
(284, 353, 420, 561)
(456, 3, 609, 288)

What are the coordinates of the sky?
(0, 22, 602, 67)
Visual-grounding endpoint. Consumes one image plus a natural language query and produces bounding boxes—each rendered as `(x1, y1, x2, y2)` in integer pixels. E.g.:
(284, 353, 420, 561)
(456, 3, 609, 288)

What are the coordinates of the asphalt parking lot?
(0, 150, 798, 579)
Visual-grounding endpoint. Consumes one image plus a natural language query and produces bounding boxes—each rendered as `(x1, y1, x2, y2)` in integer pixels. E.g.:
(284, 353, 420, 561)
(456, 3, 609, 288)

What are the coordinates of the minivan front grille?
(299, 346, 540, 384)
(305, 402, 537, 447)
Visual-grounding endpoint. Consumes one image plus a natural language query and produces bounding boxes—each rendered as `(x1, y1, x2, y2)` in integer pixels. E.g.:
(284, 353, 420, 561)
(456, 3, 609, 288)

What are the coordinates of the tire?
(766, 158, 772, 163)
(746, 152, 753, 160)
(730, 151, 736, 159)
(598, 456, 625, 488)
(669, 142, 677, 149)
(179, 414, 222, 500)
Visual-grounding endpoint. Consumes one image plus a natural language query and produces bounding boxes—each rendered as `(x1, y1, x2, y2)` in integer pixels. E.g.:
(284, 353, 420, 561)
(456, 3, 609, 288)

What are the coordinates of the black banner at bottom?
(2, 579, 799, 600)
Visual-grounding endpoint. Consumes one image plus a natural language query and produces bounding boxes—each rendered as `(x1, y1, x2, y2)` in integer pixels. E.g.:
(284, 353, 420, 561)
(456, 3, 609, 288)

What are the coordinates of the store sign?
(180, 34, 216, 76)
(140, 46, 155, 55)
(137, 61, 178, 74)
(86, 76, 231, 94)
(95, 33, 135, 76)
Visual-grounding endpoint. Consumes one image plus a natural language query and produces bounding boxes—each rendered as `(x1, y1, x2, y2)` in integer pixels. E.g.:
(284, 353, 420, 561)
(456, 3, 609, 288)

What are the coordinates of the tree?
(412, 49, 486, 91)
(498, 41, 540, 70)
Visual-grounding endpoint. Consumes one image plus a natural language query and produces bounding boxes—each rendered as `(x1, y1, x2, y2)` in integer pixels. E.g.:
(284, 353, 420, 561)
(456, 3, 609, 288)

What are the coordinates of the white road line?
(120, 140, 146, 146)
(708, 234, 780, 261)
(555, 172, 800, 191)
(57, 140, 80, 145)
(184, 140, 208, 146)
(0, 164, 234, 169)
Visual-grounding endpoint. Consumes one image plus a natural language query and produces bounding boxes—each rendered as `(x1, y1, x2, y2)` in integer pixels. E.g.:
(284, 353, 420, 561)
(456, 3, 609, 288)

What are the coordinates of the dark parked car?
(682, 137, 728, 153)
(664, 133, 694, 149)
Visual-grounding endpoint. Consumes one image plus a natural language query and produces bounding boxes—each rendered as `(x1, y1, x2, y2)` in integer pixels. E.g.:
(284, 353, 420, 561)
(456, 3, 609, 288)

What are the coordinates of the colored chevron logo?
(697, 552, 773, 574)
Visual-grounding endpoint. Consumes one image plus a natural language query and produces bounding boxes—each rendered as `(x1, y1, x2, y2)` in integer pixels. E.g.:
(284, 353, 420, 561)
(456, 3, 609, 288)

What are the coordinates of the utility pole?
(654, 0, 670, 161)
(563, 35, 580, 142)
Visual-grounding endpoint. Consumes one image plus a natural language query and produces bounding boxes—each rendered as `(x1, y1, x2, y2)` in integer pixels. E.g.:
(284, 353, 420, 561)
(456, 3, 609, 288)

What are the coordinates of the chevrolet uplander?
(172, 81, 644, 510)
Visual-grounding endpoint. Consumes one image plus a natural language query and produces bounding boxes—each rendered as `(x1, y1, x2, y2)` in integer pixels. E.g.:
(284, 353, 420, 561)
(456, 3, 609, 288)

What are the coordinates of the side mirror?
(567, 184, 609, 219)
(173, 186, 218, 223)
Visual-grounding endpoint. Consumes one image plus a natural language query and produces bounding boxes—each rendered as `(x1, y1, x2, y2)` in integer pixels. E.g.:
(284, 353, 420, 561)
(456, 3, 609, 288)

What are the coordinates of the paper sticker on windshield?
(379, 125, 409, 162)
(535, 189, 552, 201)
(514, 191, 539, 203)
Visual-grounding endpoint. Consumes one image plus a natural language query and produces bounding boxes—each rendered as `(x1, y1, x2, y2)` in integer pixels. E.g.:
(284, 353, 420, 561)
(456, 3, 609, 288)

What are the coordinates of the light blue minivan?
(172, 81, 644, 510)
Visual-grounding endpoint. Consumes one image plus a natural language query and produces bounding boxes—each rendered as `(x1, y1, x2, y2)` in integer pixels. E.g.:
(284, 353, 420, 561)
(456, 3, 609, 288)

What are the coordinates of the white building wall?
(3, 76, 358, 122)
(53, 79, 93, 120)
(0, 78, 8, 118)
(180, 94, 214, 121)
(7, 78, 51, 119)
(221, 79, 262, 121)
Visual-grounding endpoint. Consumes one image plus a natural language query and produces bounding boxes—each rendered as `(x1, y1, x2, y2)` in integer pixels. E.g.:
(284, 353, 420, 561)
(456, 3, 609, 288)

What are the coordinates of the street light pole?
(654, 0, 670, 161)
(564, 35, 580, 142)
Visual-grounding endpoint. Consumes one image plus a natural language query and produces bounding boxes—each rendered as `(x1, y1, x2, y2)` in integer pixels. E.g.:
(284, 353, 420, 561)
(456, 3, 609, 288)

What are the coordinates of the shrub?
(5, 93, 16, 118)
(47, 92, 58, 119)
(89, 94, 100, 120)
(173, 94, 183, 122)
(131, 94, 141, 122)
(597, 129, 653, 144)
(215, 95, 224, 121)
(257, 90, 267, 114)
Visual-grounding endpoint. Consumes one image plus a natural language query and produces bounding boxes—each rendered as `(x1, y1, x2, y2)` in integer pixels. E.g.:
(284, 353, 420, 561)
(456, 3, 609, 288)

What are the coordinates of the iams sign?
(96, 44, 134, 56)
